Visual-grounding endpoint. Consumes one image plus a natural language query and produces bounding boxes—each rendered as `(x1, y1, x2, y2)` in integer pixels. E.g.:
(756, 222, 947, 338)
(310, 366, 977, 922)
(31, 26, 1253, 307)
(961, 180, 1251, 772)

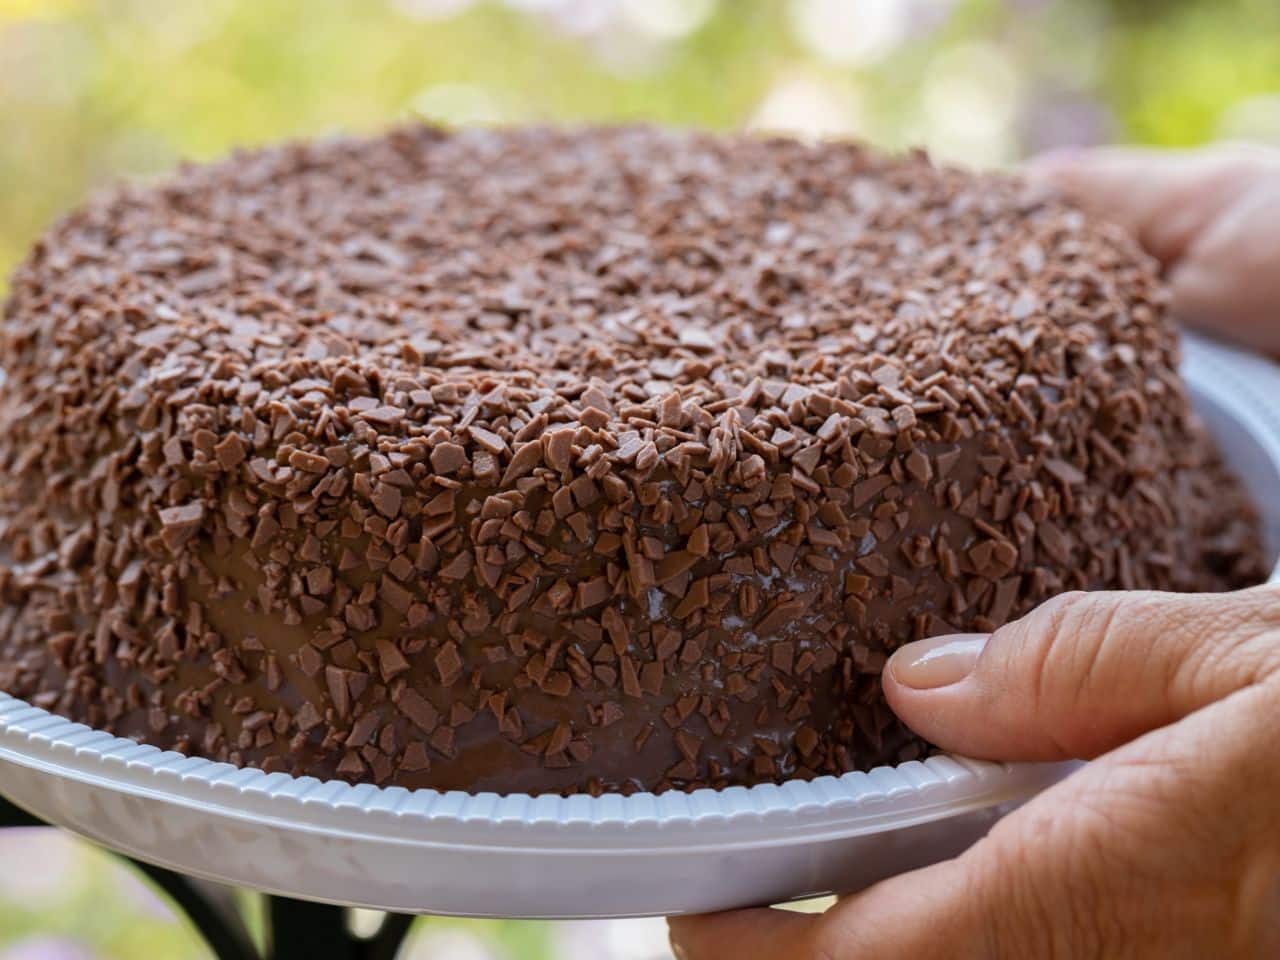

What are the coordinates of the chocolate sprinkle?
(0, 125, 1265, 796)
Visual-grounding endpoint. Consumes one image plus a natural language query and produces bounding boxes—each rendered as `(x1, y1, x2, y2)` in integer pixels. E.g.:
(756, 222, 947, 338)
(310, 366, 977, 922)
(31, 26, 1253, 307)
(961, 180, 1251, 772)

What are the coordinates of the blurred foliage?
(0, 830, 210, 959)
(2, 0, 1280, 956)
(2, 0, 1280, 289)
(0, 828, 616, 960)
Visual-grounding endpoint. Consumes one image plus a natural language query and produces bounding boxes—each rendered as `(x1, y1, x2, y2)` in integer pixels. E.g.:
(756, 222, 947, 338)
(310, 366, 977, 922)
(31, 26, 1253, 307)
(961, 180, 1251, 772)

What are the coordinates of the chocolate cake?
(0, 126, 1264, 795)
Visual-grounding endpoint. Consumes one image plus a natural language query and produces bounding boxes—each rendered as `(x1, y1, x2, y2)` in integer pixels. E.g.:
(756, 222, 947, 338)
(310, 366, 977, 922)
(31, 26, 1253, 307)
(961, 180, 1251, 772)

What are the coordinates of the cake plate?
(2, 334, 1278, 938)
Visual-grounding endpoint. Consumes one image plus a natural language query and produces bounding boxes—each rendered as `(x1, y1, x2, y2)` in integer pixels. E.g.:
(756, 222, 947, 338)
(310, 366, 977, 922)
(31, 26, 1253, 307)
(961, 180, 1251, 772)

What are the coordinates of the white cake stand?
(1, 334, 1277, 920)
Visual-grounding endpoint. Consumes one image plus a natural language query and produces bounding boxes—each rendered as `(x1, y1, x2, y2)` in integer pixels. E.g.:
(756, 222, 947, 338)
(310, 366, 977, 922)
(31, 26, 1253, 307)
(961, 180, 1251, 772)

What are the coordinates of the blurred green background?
(5, 0, 1280, 291)
(2, 0, 1279, 957)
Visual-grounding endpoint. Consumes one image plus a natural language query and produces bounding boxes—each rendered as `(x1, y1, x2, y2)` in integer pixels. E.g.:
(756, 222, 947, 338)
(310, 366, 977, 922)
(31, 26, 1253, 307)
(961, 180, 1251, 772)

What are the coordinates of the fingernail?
(889, 634, 988, 690)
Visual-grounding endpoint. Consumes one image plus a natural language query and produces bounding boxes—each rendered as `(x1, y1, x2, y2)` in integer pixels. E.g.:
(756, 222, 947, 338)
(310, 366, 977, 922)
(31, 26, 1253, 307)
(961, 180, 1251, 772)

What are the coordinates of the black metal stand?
(0, 793, 418, 960)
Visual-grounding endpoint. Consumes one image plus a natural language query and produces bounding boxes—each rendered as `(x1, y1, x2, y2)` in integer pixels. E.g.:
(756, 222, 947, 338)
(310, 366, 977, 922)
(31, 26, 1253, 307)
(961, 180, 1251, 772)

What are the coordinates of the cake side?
(0, 126, 1264, 794)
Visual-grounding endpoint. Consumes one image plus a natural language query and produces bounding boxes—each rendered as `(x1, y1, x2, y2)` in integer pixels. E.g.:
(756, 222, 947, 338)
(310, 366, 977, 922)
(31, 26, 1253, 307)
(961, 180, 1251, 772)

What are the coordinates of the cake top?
(4, 125, 1246, 795)
(8, 124, 1172, 496)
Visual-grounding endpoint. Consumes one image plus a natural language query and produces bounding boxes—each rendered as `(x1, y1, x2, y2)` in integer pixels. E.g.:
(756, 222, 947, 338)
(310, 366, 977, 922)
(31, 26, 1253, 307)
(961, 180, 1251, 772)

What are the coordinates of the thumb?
(883, 584, 1280, 761)
(1028, 144, 1280, 355)
(1027, 144, 1279, 266)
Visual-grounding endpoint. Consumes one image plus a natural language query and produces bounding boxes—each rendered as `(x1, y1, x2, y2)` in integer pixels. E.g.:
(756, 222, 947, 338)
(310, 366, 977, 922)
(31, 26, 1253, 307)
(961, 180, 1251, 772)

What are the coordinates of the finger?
(1028, 144, 1280, 355)
(670, 859, 986, 960)
(882, 584, 1280, 761)
(1027, 144, 1280, 266)
(668, 907, 818, 960)
(673, 787, 1142, 960)
(1166, 176, 1280, 354)
(675, 680, 1280, 960)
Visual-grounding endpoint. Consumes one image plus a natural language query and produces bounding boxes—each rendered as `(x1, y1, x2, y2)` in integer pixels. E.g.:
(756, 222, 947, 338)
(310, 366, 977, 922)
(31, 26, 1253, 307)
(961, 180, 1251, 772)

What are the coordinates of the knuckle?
(1023, 590, 1113, 666)
(1027, 589, 1092, 635)
(996, 591, 1083, 691)
(1173, 587, 1280, 705)
(1013, 591, 1133, 753)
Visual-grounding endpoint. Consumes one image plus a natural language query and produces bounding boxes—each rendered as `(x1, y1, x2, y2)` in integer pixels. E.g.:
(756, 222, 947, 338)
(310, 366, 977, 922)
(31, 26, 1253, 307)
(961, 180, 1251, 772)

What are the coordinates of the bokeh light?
(789, 0, 909, 67)
(750, 72, 866, 139)
(920, 41, 1022, 163)
(619, 0, 716, 39)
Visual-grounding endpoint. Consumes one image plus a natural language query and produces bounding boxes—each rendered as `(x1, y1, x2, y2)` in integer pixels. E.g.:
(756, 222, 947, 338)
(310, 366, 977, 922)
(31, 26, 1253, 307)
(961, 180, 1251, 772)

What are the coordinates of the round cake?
(0, 126, 1264, 795)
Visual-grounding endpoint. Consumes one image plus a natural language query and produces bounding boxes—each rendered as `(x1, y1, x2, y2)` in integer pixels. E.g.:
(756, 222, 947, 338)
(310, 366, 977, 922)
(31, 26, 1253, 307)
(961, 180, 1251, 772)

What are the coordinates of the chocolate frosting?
(0, 126, 1264, 795)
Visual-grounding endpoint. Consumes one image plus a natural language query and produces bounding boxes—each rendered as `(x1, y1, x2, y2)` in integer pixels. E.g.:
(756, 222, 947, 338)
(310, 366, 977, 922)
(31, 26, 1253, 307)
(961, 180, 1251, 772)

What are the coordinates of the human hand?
(669, 585, 1280, 959)
(1028, 144, 1280, 356)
